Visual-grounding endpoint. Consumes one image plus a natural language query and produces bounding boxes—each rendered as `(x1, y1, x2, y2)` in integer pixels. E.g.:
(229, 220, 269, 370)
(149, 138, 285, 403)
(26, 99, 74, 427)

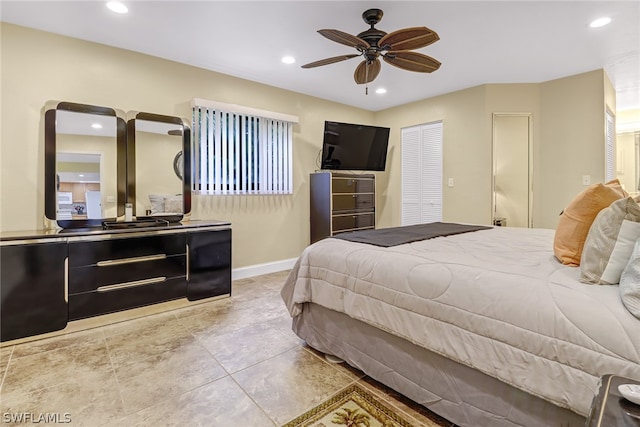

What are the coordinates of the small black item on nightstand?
(586, 374, 640, 426)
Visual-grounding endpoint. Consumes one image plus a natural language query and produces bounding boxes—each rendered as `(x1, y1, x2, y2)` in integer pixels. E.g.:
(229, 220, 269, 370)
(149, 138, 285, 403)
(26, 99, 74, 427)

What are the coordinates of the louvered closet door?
(401, 122, 443, 225)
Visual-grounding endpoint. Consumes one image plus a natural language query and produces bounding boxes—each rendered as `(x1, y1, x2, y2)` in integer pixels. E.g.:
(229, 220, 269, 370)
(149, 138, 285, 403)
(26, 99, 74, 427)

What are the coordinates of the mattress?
(281, 226, 640, 417)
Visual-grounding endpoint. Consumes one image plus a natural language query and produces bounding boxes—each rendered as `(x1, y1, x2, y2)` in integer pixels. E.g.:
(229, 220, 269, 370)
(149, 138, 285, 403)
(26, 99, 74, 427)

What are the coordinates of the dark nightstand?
(586, 374, 640, 426)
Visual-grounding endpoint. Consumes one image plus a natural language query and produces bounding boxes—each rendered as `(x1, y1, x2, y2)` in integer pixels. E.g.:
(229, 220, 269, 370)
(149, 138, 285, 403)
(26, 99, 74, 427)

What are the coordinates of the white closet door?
(402, 121, 443, 225)
(401, 126, 421, 225)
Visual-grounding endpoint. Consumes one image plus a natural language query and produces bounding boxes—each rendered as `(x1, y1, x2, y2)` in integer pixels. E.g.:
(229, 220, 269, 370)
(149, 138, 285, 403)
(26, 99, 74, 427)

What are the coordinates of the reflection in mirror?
(128, 112, 190, 222)
(56, 152, 103, 219)
(45, 102, 126, 229)
(616, 131, 640, 196)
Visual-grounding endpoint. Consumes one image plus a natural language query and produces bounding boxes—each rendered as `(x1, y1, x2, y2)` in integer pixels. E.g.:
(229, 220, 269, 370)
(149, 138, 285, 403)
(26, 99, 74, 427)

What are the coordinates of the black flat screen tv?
(321, 121, 390, 171)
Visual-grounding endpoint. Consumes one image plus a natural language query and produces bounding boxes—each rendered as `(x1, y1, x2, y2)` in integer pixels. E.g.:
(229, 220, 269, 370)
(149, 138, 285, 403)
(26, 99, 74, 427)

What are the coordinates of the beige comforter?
(281, 226, 640, 416)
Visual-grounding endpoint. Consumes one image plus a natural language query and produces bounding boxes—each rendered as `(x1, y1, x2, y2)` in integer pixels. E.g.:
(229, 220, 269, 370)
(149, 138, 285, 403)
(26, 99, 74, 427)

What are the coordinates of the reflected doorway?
(492, 114, 533, 228)
(616, 131, 640, 196)
(56, 153, 102, 220)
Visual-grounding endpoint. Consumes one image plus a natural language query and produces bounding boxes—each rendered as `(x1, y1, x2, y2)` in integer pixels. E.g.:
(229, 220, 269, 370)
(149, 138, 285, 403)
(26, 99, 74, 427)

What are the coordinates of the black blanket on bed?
(332, 222, 492, 247)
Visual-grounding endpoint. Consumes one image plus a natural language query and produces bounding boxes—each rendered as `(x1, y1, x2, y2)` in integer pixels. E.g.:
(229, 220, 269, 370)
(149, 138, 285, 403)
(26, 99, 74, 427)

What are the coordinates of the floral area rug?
(281, 384, 441, 427)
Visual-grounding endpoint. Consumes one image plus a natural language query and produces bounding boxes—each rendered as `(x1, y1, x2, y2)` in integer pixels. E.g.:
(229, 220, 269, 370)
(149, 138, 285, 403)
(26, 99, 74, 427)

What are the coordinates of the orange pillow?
(553, 179, 627, 266)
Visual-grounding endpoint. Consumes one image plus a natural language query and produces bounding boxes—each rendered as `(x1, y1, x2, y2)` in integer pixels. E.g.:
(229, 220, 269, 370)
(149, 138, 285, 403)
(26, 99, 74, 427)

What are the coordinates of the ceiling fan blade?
(301, 54, 361, 69)
(378, 27, 439, 51)
(383, 51, 441, 73)
(318, 29, 370, 50)
(354, 58, 381, 84)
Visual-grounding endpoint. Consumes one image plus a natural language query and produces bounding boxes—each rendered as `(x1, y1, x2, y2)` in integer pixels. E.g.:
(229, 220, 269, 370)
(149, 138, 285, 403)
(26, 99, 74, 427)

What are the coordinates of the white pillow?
(148, 194, 165, 214)
(164, 195, 183, 214)
(580, 197, 640, 284)
(620, 238, 640, 319)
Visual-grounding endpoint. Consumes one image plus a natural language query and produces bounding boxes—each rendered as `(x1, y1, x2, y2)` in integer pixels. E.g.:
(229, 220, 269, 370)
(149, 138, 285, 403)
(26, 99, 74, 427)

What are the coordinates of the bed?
(281, 224, 640, 427)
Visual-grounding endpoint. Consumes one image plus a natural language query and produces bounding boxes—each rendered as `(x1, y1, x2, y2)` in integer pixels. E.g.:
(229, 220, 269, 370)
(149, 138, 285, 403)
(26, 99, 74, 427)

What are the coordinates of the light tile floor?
(0, 271, 453, 426)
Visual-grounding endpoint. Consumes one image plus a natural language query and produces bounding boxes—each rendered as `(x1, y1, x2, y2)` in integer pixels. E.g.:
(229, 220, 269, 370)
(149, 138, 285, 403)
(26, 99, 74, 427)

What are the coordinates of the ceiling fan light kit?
(302, 8, 441, 93)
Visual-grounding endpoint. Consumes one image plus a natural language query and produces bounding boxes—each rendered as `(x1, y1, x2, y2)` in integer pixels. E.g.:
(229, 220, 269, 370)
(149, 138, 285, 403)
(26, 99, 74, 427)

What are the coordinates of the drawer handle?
(96, 254, 167, 267)
(97, 277, 167, 292)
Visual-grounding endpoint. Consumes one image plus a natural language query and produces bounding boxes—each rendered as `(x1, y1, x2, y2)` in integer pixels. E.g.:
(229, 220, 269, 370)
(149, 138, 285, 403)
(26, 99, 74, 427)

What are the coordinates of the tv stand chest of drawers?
(310, 172, 375, 244)
(0, 220, 231, 343)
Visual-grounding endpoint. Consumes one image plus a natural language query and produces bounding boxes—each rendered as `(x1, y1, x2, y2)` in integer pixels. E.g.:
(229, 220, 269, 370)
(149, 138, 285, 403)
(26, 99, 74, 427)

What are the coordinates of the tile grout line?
(190, 318, 304, 426)
(0, 345, 15, 393)
(100, 327, 128, 421)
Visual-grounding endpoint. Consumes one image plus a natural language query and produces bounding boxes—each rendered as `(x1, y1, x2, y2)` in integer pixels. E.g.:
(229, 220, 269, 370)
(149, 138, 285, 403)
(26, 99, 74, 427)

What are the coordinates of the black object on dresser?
(310, 172, 375, 244)
(0, 220, 231, 342)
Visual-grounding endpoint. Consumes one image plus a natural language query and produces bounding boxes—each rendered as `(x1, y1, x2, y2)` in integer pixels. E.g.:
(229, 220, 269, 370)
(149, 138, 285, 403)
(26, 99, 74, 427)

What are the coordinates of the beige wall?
(376, 71, 613, 230)
(1, 23, 616, 268)
(538, 70, 612, 228)
(0, 23, 374, 268)
(375, 85, 490, 227)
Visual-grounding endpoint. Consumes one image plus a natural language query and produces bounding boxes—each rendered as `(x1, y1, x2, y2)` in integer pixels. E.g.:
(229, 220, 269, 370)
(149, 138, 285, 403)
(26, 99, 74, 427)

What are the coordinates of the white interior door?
(402, 121, 443, 225)
(85, 190, 102, 219)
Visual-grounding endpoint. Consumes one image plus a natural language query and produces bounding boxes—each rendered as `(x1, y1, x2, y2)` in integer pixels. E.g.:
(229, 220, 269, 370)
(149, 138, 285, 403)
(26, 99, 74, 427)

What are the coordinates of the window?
(191, 99, 297, 195)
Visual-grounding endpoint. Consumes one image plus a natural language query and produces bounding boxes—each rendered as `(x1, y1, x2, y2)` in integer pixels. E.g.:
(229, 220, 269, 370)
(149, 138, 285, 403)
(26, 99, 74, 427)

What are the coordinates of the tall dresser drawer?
(332, 177, 375, 194)
(332, 193, 375, 213)
(69, 254, 186, 294)
(332, 212, 375, 232)
(68, 234, 186, 267)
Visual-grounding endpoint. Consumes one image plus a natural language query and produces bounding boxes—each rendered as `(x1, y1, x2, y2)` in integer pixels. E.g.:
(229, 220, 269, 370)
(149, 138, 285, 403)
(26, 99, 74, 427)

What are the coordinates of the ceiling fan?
(302, 9, 441, 92)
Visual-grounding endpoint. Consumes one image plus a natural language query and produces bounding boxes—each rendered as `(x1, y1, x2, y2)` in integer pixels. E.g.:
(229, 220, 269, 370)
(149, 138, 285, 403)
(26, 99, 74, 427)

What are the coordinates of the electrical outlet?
(448, 178, 454, 187)
(582, 175, 591, 186)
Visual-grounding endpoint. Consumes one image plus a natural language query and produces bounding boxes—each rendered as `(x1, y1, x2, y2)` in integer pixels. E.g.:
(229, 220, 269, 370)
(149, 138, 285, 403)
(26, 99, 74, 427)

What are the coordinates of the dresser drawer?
(69, 254, 186, 294)
(68, 276, 187, 321)
(332, 177, 374, 194)
(332, 212, 375, 232)
(68, 234, 186, 267)
(332, 193, 374, 213)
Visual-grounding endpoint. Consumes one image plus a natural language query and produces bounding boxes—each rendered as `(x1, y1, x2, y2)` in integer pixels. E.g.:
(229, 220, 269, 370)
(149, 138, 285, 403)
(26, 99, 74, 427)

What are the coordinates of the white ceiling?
(2, 1, 639, 112)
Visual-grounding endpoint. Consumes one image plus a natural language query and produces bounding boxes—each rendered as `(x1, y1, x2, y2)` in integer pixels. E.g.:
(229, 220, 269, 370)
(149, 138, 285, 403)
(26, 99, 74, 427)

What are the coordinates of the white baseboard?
(232, 257, 298, 280)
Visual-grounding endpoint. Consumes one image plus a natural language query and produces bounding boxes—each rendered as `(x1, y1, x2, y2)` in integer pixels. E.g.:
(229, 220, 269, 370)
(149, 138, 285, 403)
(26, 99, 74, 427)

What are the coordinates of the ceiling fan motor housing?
(359, 9, 387, 51)
(362, 9, 383, 26)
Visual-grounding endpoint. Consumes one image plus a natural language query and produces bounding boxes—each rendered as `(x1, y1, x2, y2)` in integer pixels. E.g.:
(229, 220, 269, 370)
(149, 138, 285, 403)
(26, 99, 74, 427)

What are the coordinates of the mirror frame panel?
(126, 112, 191, 222)
(44, 101, 127, 229)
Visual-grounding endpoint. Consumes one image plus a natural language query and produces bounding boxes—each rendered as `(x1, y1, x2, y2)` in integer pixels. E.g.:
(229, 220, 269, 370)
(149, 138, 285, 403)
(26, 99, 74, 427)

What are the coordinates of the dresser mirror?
(127, 112, 191, 222)
(45, 101, 126, 229)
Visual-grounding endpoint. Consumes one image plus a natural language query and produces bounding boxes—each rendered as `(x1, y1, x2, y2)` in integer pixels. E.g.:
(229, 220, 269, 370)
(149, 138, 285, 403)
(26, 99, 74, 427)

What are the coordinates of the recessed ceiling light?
(106, 1, 128, 14)
(589, 16, 611, 28)
(375, 88, 387, 94)
(281, 56, 295, 65)
(91, 123, 103, 129)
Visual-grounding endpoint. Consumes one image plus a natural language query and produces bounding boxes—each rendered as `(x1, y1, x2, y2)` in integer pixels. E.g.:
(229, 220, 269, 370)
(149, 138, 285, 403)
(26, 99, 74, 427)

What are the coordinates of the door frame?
(491, 113, 533, 228)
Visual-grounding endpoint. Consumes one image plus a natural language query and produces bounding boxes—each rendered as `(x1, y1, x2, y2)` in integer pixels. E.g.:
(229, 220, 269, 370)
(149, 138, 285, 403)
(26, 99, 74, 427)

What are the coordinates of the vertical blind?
(191, 100, 296, 195)
(605, 108, 615, 183)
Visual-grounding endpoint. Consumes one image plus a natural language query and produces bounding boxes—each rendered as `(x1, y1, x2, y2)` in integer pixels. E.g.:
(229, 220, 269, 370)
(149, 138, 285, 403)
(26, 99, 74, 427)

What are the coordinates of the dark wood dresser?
(310, 172, 376, 244)
(0, 220, 231, 342)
